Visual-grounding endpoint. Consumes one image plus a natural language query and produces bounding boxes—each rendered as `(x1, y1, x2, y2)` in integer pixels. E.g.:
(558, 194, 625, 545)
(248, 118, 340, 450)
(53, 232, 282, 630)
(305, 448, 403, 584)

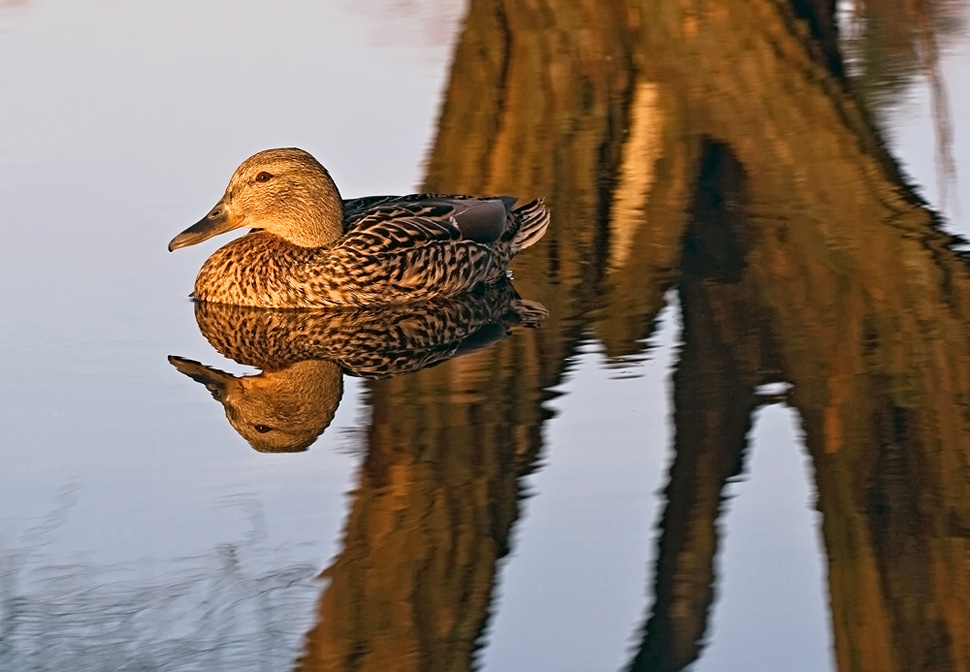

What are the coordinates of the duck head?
(169, 148, 345, 251)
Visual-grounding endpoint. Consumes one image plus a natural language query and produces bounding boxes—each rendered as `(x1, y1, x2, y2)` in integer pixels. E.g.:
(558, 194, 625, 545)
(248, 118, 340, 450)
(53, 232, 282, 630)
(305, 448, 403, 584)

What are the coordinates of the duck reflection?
(170, 281, 545, 452)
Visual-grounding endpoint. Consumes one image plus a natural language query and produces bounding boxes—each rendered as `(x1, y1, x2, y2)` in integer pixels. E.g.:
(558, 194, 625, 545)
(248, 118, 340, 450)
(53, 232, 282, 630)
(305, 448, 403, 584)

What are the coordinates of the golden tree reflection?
(295, 1, 970, 670)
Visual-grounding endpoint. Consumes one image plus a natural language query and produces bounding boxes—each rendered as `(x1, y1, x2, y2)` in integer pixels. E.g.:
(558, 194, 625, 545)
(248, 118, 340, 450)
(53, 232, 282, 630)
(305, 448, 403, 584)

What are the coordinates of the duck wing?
(343, 195, 516, 243)
(330, 204, 499, 301)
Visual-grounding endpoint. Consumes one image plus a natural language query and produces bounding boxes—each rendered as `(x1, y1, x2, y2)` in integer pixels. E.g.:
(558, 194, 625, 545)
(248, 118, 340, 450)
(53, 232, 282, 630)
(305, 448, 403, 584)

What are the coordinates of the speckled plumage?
(169, 148, 550, 308)
(169, 283, 546, 452)
(187, 280, 546, 378)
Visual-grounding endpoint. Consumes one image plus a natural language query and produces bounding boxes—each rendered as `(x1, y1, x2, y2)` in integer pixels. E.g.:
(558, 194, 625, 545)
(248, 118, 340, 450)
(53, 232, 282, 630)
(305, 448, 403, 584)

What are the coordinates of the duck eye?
(255, 172, 273, 183)
(254, 424, 272, 433)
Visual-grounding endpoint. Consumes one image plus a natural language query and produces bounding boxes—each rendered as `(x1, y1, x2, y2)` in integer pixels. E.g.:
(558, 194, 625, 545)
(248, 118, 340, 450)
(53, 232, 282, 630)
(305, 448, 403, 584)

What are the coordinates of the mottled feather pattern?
(191, 280, 547, 378)
(174, 282, 547, 452)
(173, 149, 549, 308)
(508, 198, 549, 252)
(193, 198, 546, 308)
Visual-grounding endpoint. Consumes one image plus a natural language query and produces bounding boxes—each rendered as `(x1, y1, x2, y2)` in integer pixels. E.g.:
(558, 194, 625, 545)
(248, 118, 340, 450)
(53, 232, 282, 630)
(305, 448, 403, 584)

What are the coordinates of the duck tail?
(510, 198, 550, 254)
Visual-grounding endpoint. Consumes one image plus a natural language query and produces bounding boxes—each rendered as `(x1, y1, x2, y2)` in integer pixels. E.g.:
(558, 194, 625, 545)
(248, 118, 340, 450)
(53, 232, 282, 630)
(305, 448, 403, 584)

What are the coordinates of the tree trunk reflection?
(296, 1, 970, 670)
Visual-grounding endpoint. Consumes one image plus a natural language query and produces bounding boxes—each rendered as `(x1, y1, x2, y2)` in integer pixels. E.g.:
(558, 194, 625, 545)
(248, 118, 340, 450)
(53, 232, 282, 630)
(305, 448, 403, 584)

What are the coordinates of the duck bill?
(168, 199, 241, 251)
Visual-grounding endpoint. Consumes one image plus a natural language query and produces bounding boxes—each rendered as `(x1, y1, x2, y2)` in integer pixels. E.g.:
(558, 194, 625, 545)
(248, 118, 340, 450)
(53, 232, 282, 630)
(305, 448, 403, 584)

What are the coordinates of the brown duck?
(168, 148, 550, 308)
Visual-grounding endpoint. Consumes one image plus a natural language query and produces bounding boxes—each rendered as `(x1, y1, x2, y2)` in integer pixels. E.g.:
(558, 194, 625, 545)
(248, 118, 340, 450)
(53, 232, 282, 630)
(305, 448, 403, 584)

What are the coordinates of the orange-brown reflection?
(174, 0, 970, 668)
(295, 341, 545, 671)
(169, 282, 545, 453)
(406, 1, 970, 671)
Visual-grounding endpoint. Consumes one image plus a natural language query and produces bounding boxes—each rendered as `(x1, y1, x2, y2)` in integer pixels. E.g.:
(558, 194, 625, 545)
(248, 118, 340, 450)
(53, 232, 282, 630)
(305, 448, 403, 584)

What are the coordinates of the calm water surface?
(2, 1, 969, 671)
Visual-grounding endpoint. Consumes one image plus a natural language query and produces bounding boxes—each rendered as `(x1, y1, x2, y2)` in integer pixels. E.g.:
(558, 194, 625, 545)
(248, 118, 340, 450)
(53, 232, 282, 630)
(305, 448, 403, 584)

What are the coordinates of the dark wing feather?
(342, 195, 514, 242)
(343, 208, 463, 251)
(440, 198, 511, 243)
(331, 208, 494, 300)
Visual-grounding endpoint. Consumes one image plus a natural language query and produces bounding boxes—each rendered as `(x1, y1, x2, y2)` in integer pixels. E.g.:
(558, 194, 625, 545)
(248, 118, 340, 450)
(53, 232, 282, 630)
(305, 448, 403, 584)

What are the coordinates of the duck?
(168, 148, 550, 308)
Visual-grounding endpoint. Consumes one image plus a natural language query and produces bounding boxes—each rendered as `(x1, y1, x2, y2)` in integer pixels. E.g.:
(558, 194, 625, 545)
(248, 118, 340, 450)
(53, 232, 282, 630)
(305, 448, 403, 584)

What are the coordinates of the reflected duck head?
(168, 148, 345, 251)
(169, 356, 343, 453)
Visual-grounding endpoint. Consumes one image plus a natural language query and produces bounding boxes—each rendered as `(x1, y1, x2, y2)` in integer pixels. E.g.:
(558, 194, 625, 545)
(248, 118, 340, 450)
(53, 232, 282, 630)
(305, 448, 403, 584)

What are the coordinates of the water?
(2, 1, 970, 670)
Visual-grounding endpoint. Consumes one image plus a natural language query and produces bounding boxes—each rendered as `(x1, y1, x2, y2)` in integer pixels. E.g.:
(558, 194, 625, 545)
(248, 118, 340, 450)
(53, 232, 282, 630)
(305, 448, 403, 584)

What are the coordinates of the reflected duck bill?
(168, 355, 231, 400)
(168, 199, 240, 251)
